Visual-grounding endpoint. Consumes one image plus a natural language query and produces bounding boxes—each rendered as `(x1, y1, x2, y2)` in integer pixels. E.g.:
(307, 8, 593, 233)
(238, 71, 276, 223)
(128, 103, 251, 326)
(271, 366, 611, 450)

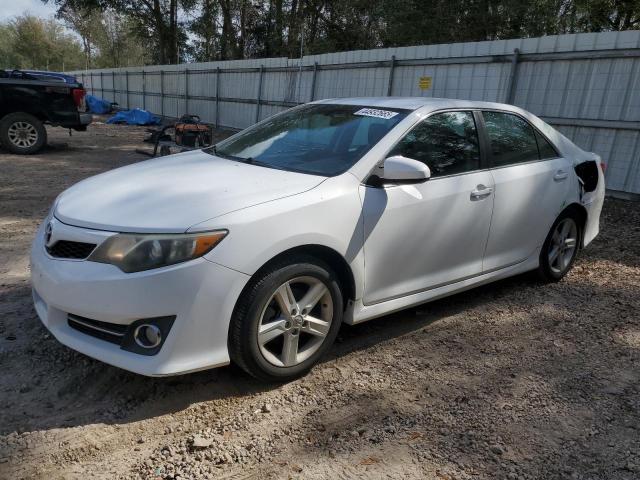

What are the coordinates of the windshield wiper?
(239, 157, 292, 172)
(209, 150, 289, 172)
(233, 156, 266, 166)
(208, 146, 244, 162)
(205, 144, 218, 156)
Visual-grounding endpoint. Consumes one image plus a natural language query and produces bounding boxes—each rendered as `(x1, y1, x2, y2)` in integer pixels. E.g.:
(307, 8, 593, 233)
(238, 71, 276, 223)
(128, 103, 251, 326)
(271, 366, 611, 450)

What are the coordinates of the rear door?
(479, 110, 572, 271)
(361, 110, 495, 305)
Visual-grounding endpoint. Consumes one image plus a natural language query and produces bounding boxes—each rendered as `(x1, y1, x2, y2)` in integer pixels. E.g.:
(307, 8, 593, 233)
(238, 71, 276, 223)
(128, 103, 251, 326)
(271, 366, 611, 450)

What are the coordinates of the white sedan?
(30, 97, 605, 381)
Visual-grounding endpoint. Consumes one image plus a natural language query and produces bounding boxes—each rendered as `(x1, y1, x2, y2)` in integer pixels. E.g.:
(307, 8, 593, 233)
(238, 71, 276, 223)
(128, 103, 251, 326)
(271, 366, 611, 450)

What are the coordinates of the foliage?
(186, 0, 640, 61)
(4, 0, 639, 71)
(0, 15, 85, 71)
(91, 10, 151, 67)
(49, 0, 196, 64)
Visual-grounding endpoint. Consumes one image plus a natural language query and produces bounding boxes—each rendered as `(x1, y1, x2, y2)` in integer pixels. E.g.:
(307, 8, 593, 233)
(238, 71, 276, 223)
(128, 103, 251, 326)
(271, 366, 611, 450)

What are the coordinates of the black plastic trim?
(68, 314, 127, 345)
(47, 240, 96, 260)
(473, 110, 491, 170)
(67, 313, 175, 356)
(120, 316, 176, 356)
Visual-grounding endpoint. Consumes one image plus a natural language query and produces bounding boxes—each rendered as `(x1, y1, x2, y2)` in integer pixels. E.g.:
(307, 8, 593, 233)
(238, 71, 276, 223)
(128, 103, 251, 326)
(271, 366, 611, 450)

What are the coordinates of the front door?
(361, 110, 494, 305)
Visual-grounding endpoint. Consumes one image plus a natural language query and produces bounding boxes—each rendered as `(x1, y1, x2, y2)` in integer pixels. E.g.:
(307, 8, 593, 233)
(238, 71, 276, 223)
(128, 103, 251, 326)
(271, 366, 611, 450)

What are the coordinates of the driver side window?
(389, 111, 481, 178)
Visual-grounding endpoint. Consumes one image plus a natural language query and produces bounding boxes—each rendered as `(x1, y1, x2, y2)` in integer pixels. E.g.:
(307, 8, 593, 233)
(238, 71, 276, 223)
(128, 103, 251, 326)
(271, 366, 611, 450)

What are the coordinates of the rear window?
(535, 130, 558, 159)
(482, 111, 539, 167)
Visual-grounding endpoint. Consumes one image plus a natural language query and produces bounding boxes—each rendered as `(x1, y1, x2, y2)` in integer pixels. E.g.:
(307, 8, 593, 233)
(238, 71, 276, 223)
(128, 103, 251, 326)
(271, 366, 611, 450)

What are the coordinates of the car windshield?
(207, 104, 410, 176)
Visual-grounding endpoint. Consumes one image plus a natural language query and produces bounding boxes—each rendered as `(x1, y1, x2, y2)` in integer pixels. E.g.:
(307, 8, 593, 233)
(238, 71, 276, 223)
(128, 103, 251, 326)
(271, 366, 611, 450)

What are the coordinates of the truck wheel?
(0, 112, 47, 154)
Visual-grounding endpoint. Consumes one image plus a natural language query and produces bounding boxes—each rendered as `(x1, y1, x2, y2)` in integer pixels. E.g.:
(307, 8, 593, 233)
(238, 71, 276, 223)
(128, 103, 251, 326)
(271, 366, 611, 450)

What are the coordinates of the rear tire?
(0, 112, 47, 154)
(229, 255, 343, 382)
(538, 212, 581, 282)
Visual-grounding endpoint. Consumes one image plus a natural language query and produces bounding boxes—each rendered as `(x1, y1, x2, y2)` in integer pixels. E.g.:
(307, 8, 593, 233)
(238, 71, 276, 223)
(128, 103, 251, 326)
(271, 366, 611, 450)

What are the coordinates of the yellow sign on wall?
(419, 76, 433, 90)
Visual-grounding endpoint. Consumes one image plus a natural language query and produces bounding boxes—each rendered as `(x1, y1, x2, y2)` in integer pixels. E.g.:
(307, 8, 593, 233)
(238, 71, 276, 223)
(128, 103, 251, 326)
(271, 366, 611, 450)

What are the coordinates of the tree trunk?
(288, 0, 299, 58)
(274, 0, 283, 54)
(82, 36, 91, 70)
(219, 0, 234, 60)
(307, 3, 321, 48)
(152, 0, 167, 63)
(238, 0, 247, 58)
(170, 0, 178, 63)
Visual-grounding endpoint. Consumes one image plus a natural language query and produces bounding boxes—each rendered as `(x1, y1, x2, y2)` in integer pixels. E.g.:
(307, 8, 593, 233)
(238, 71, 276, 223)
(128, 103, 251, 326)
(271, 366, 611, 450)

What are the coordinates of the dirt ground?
(0, 120, 639, 480)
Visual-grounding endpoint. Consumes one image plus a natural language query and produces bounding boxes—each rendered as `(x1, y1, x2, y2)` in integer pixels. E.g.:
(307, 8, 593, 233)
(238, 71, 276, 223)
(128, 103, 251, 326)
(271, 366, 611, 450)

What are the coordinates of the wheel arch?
(31, 110, 49, 123)
(241, 244, 356, 307)
(227, 243, 352, 381)
(560, 202, 588, 247)
(0, 110, 48, 123)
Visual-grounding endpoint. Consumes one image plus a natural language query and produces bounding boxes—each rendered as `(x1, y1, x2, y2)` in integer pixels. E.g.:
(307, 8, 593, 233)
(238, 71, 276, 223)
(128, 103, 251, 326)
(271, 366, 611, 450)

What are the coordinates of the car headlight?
(88, 230, 227, 273)
(47, 194, 62, 221)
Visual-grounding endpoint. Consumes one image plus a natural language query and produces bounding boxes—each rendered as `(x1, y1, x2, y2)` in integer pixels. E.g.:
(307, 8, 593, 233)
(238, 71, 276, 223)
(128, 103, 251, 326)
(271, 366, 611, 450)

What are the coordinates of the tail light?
(72, 88, 86, 112)
(599, 161, 607, 174)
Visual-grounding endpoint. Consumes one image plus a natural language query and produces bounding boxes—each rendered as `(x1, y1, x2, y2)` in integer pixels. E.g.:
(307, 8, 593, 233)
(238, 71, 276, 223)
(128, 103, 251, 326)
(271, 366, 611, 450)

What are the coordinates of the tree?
(58, 6, 103, 69)
(93, 10, 138, 67)
(0, 15, 84, 71)
(44, 0, 640, 68)
(0, 24, 21, 69)
(189, 0, 220, 61)
(572, 0, 640, 31)
(46, 0, 195, 64)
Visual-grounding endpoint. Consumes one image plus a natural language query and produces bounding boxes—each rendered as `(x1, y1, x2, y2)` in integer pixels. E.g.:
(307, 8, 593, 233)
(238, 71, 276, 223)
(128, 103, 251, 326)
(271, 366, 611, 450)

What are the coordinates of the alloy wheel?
(7, 121, 38, 148)
(257, 276, 333, 367)
(548, 218, 578, 274)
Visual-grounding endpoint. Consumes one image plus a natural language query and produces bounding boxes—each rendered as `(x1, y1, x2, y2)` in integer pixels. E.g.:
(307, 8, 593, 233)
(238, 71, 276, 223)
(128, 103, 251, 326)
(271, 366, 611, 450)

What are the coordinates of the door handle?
(554, 170, 569, 181)
(470, 185, 493, 199)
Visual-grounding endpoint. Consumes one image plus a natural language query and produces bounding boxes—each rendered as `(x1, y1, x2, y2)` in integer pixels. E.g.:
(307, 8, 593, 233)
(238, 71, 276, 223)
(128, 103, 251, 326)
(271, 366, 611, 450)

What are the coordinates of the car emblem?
(45, 221, 53, 246)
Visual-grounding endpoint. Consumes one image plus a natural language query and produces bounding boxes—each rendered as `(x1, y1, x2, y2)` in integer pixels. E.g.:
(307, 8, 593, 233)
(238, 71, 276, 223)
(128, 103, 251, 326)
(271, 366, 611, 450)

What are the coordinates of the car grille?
(46, 240, 96, 259)
(67, 314, 128, 345)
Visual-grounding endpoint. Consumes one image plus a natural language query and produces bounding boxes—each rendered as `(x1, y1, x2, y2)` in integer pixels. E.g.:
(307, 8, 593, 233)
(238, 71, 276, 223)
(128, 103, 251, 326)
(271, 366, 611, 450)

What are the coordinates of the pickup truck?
(0, 70, 92, 154)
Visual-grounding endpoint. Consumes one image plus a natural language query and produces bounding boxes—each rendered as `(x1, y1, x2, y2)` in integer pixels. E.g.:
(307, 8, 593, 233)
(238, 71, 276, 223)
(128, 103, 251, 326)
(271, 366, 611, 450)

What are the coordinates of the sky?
(0, 0, 58, 22)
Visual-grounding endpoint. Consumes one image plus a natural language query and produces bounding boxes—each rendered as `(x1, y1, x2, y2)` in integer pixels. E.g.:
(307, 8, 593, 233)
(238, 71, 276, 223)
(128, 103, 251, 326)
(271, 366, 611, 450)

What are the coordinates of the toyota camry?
(30, 97, 605, 381)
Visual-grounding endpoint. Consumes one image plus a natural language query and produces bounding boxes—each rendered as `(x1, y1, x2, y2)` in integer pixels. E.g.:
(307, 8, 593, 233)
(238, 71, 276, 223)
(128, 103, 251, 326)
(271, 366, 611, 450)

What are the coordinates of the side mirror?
(381, 155, 431, 183)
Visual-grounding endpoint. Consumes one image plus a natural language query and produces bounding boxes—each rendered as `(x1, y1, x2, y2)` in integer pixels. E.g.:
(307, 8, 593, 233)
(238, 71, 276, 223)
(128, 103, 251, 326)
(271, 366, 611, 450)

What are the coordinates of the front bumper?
(30, 221, 250, 376)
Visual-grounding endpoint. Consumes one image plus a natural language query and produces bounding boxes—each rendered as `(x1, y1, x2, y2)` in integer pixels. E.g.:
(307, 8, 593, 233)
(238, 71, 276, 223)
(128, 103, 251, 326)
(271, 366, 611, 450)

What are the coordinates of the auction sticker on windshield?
(354, 108, 399, 119)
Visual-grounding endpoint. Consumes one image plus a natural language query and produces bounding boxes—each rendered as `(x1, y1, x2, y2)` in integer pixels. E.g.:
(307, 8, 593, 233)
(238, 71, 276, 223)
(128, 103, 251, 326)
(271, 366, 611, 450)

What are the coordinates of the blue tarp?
(86, 94, 112, 114)
(106, 108, 161, 126)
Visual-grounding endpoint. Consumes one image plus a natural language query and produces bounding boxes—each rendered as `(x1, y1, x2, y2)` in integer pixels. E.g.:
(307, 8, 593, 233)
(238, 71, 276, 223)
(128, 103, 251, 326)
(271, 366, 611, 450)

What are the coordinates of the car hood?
(54, 150, 326, 233)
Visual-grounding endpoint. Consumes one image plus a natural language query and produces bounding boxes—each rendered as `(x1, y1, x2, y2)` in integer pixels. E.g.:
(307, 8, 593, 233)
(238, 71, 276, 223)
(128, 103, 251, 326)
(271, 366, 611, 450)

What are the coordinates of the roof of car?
(2, 69, 79, 84)
(23, 70, 78, 84)
(313, 96, 589, 162)
(313, 96, 518, 112)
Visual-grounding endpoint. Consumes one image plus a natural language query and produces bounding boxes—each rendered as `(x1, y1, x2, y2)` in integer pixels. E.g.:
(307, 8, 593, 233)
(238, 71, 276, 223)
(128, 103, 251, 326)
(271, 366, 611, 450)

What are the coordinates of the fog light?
(133, 324, 162, 349)
(121, 316, 174, 356)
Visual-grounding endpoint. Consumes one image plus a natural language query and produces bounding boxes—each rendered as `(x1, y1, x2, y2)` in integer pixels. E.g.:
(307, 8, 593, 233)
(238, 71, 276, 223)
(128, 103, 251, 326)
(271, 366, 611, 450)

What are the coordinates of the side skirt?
(344, 251, 540, 325)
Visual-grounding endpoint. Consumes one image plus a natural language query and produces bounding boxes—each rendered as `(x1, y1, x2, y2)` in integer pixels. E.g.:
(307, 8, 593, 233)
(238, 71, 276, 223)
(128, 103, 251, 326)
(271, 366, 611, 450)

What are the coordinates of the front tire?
(538, 212, 581, 282)
(0, 112, 47, 154)
(229, 255, 343, 382)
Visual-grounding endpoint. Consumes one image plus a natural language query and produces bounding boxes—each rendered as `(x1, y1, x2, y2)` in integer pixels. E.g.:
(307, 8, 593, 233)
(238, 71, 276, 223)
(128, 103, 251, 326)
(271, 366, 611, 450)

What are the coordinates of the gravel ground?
(0, 121, 639, 480)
